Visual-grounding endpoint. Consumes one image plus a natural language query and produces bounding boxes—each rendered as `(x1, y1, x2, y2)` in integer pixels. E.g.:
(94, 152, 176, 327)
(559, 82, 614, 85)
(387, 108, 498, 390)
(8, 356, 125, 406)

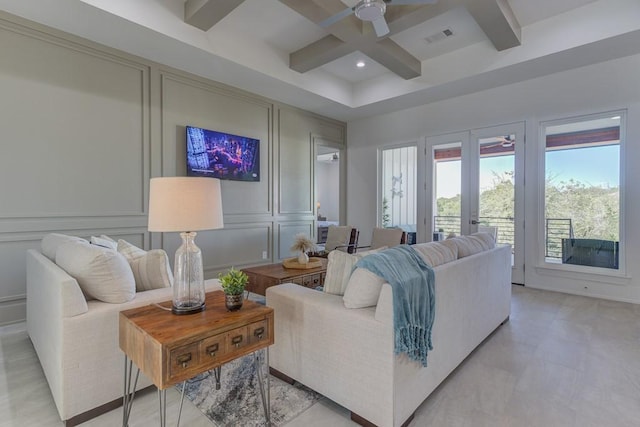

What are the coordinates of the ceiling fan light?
(355, 0, 386, 22)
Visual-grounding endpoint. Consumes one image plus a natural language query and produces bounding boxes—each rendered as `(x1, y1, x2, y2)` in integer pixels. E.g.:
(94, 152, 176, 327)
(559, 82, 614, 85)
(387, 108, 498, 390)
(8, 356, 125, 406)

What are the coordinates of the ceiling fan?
(319, 0, 439, 37)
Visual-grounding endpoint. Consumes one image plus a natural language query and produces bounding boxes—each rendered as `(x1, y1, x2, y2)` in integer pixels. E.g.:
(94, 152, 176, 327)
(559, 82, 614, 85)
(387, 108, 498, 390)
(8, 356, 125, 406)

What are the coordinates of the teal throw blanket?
(354, 245, 435, 367)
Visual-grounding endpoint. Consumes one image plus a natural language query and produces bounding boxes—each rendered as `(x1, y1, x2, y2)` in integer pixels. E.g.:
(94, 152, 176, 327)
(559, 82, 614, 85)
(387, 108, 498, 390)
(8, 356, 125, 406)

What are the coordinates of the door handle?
(470, 219, 480, 225)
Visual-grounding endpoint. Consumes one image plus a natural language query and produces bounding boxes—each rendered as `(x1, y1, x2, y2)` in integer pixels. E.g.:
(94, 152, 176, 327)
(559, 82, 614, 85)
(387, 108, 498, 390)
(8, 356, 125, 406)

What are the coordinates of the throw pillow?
(90, 235, 117, 250)
(451, 234, 493, 258)
(439, 238, 459, 257)
(342, 268, 386, 309)
(472, 232, 496, 249)
(41, 233, 86, 261)
(117, 240, 173, 291)
(117, 239, 147, 259)
(323, 247, 387, 296)
(55, 240, 136, 303)
(412, 241, 457, 267)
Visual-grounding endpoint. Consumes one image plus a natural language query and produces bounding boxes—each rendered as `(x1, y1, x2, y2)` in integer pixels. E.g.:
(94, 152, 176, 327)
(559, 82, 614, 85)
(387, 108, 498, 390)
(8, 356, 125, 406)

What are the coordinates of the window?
(542, 112, 623, 271)
(380, 145, 417, 237)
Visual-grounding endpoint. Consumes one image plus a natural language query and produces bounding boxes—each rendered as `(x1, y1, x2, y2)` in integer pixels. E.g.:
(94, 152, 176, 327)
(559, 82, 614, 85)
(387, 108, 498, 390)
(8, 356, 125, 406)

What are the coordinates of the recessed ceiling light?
(356, 61, 366, 68)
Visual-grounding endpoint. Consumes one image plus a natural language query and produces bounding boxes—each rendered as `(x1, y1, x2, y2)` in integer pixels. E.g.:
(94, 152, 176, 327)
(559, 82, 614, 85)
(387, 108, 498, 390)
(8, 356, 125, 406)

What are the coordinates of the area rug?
(179, 350, 321, 426)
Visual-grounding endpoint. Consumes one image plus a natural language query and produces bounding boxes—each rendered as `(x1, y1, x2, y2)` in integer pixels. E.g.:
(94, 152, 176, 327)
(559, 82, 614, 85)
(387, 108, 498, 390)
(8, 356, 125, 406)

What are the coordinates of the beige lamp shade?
(148, 177, 224, 232)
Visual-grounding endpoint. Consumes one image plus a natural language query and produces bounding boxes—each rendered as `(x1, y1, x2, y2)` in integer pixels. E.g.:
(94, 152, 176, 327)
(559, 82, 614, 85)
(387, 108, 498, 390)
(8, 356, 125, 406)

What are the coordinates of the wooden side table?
(242, 258, 328, 296)
(119, 291, 274, 426)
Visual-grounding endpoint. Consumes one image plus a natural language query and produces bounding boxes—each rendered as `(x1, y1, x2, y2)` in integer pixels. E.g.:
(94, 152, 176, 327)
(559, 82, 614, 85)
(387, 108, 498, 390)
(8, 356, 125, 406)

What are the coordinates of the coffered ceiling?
(1, 0, 639, 121)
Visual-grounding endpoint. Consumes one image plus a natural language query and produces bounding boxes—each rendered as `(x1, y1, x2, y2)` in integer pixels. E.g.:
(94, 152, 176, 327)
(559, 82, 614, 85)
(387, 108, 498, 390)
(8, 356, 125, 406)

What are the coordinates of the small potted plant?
(290, 233, 316, 264)
(218, 267, 248, 311)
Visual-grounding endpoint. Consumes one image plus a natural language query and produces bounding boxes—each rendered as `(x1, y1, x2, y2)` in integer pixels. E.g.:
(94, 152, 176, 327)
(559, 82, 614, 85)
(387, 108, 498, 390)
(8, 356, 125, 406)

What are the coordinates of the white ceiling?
(1, 0, 639, 122)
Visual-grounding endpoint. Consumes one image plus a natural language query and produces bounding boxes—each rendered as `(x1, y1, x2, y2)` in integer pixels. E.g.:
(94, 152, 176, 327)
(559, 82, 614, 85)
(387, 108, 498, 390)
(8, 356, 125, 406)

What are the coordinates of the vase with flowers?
(290, 233, 316, 265)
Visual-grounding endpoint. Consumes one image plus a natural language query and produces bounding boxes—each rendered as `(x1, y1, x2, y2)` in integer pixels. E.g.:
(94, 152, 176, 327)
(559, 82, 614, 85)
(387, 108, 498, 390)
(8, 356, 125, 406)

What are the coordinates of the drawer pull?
(206, 343, 219, 357)
(254, 327, 265, 340)
(231, 335, 243, 348)
(176, 353, 192, 368)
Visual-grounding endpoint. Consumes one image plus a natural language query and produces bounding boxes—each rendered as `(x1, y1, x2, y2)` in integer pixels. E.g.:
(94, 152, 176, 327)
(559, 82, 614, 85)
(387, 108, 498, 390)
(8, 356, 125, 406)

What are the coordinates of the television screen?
(186, 126, 260, 182)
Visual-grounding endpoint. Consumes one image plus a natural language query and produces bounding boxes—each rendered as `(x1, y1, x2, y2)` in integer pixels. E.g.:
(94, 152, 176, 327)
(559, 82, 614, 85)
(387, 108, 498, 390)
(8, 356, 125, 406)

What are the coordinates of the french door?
(425, 123, 525, 284)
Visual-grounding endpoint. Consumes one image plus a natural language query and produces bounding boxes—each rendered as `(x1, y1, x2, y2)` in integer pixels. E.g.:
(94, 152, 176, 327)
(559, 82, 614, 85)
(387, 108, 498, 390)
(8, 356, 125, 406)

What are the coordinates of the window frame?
(537, 110, 627, 278)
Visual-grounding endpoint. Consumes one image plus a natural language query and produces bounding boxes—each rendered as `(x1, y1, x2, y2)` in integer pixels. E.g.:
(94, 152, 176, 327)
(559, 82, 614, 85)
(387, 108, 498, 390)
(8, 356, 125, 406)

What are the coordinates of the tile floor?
(1, 286, 639, 426)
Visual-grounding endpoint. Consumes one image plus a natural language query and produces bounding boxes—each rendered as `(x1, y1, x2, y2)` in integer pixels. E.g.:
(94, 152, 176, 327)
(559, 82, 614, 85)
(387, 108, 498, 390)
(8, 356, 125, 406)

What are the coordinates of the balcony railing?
(546, 218, 574, 258)
(433, 216, 573, 259)
(433, 216, 515, 247)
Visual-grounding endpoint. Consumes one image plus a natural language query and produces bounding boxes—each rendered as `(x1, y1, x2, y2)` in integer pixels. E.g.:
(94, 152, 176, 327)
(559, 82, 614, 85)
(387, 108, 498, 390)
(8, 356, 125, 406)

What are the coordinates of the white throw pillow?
(342, 268, 386, 309)
(55, 240, 136, 303)
(117, 240, 173, 291)
(451, 234, 494, 258)
(41, 233, 86, 261)
(90, 235, 117, 250)
(471, 232, 496, 249)
(323, 247, 387, 296)
(439, 238, 459, 256)
(412, 241, 457, 267)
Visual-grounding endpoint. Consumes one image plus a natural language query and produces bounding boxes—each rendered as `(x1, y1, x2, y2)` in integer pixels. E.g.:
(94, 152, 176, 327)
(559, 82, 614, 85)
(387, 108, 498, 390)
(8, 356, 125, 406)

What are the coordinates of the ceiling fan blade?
(318, 7, 354, 28)
(371, 16, 390, 37)
(386, 0, 438, 5)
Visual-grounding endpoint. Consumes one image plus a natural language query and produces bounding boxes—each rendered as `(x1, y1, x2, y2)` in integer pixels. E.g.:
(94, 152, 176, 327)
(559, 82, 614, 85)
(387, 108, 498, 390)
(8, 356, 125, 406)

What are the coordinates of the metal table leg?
(158, 389, 167, 427)
(122, 355, 140, 427)
(124, 355, 186, 427)
(254, 349, 271, 425)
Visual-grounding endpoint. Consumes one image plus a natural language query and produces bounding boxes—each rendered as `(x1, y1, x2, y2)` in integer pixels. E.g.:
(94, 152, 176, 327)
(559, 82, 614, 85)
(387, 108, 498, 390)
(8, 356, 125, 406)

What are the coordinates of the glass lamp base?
(171, 302, 206, 315)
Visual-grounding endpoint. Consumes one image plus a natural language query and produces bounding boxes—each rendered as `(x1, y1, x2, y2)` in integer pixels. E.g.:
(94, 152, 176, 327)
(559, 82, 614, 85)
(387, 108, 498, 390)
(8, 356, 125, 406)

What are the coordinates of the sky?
(436, 145, 620, 199)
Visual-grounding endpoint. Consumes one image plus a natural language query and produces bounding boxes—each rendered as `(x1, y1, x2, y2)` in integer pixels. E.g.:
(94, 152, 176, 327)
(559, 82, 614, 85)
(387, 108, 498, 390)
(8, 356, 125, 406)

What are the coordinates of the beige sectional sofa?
(26, 235, 220, 425)
(267, 238, 512, 427)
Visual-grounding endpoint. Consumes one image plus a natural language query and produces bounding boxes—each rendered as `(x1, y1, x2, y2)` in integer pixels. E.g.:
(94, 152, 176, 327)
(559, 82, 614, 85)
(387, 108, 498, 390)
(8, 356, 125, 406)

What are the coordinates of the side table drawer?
(201, 333, 227, 363)
(248, 319, 269, 346)
(169, 342, 200, 380)
(302, 273, 321, 289)
(227, 326, 249, 352)
(288, 276, 304, 286)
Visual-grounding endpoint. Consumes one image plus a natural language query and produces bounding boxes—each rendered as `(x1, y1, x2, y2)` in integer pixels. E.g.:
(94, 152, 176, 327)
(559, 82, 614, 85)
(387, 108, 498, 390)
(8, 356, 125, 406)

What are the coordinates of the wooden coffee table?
(242, 258, 328, 296)
(119, 291, 274, 426)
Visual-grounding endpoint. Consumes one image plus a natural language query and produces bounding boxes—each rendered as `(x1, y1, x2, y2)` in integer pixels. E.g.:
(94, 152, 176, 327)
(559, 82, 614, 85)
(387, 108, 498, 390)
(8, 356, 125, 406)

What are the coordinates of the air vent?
(424, 28, 454, 44)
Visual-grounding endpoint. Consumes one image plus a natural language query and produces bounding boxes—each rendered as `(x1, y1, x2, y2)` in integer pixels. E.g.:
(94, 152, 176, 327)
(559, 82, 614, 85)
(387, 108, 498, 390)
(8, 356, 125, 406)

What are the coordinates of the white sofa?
(266, 243, 511, 427)
(26, 247, 221, 426)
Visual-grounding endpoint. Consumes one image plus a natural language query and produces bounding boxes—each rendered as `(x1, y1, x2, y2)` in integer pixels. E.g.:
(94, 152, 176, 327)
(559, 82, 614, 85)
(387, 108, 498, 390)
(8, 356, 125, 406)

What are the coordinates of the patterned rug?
(179, 350, 321, 426)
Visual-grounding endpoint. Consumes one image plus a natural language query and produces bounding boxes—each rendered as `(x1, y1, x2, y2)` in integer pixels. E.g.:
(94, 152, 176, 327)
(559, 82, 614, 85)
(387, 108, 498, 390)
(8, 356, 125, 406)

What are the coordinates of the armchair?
(311, 226, 359, 257)
(357, 227, 406, 251)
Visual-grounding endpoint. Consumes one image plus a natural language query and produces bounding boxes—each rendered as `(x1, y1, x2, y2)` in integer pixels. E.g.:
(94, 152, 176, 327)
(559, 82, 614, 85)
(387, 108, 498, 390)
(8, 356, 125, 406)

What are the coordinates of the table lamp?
(148, 177, 224, 314)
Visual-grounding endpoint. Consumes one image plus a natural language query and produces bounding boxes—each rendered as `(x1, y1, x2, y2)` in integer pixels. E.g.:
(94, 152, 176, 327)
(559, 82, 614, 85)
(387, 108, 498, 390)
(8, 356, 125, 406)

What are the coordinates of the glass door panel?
(477, 135, 515, 251)
(433, 142, 462, 238)
(471, 123, 524, 284)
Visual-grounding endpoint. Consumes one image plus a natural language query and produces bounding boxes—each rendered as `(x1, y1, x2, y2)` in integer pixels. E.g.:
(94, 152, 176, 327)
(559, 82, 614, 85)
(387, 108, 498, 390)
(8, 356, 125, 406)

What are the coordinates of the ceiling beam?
(184, 0, 245, 31)
(279, 0, 363, 40)
(290, 35, 358, 73)
(362, 39, 421, 80)
(465, 0, 521, 51)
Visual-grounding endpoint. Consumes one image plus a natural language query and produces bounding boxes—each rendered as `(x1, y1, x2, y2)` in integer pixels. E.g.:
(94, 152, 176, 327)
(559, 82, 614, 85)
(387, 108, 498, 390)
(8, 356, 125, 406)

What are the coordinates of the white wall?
(347, 53, 640, 303)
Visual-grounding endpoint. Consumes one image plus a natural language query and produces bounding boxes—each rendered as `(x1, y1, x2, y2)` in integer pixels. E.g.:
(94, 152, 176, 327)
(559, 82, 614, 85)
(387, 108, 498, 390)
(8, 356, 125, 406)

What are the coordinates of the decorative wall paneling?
(0, 12, 345, 324)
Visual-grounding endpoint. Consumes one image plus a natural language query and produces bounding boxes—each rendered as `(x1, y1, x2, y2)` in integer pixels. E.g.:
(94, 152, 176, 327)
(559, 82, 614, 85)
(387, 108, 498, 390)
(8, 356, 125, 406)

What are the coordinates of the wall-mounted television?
(186, 125, 260, 182)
